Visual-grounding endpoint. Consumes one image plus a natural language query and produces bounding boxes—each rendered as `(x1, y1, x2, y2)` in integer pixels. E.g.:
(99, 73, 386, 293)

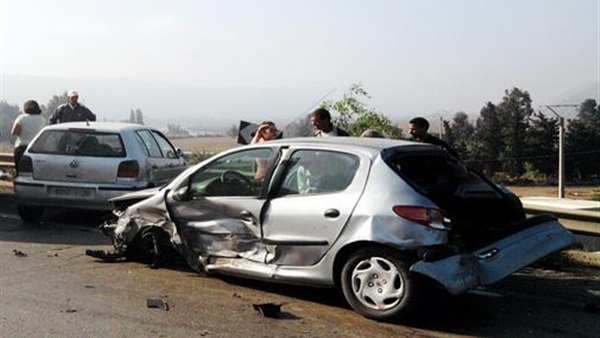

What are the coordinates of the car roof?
(41, 121, 155, 133)
(248, 137, 438, 156)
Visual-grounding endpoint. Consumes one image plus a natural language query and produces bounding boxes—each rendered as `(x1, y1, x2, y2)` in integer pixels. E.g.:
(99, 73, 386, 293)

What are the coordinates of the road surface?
(0, 193, 598, 338)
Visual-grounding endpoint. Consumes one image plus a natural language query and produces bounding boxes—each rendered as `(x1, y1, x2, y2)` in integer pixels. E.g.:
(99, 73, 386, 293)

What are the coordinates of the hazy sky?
(1, 0, 598, 128)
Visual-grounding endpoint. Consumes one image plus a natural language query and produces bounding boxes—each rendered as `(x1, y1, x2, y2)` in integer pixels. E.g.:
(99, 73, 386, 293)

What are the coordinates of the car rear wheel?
(17, 205, 44, 222)
(341, 247, 420, 321)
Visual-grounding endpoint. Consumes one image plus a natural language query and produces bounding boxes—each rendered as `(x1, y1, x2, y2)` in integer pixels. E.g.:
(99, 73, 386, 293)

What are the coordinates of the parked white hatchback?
(14, 122, 187, 222)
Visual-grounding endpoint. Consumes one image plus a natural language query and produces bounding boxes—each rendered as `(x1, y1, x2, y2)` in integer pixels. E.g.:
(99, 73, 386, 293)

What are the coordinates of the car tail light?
(392, 206, 450, 230)
(117, 160, 139, 179)
(18, 155, 33, 174)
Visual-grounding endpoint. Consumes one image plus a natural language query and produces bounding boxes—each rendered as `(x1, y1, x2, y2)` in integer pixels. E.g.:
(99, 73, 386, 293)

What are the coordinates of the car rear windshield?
(29, 129, 126, 157)
(383, 148, 486, 195)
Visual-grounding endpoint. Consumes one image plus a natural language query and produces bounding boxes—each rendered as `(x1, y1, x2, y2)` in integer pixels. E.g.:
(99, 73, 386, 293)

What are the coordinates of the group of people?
(251, 107, 458, 157)
(11, 92, 456, 175)
(10, 90, 96, 175)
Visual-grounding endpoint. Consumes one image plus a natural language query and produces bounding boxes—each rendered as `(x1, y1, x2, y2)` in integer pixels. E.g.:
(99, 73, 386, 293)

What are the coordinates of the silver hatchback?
(93, 137, 576, 321)
(14, 122, 187, 221)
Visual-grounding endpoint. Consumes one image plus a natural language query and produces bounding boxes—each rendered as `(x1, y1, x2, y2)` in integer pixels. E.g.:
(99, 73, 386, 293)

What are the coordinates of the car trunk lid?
(410, 215, 577, 294)
(32, 154, 122, 183)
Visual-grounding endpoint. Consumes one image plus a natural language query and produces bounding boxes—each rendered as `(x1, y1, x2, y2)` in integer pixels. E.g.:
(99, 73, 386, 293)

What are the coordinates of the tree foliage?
(0, 101, 20, 143)
(322, 83, 403, 138)
(45, 92, 68, 119)
(496, 87, 534, 177)
(524, 111, 558, 179)
(443, 112, 474, 159)
(565, 99, 600, 180)
(470, 102, 504, 176)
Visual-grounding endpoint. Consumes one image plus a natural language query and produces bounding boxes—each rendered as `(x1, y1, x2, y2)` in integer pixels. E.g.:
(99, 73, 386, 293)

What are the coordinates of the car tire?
(341, 247, 420, 321)
(17, 205, 44, 222)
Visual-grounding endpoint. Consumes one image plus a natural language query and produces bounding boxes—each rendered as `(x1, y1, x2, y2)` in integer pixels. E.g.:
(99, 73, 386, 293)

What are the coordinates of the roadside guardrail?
(521, 197, 599, 236)
(0, 152, 14, 170)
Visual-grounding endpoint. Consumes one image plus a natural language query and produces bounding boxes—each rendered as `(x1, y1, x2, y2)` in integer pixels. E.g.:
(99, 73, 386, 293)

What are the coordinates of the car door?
(261, 147, 368, 266)
(164, 146, 277, 263)
(136, 129, 186, 185)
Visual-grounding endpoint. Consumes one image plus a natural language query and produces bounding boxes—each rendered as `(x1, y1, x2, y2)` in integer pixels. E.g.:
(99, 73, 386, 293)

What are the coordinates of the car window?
(275, 150, 359, 197)
(28, 130, 125, 157)
(152, 131, 179, 159)
(188, 148, 273, 197)
(136, 130, 163, 158)
(386, 152, 474, 195)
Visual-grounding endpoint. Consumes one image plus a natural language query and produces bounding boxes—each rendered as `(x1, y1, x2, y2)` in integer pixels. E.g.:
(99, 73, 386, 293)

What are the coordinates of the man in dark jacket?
(310, 108, 349, 137)
(50, 90, 96, 124)
(409, 117, 459, 158)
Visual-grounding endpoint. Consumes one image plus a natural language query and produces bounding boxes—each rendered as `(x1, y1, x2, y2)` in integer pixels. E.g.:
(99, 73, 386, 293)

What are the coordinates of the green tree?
(0, 101, 20, 143)
(226, 124, 238, 138)
(135, 109, 144, 125)
(45, 92, 68, 120)
(471, 102, 504, 176)
(443, 112, 474, 159)
(321, 82, 403, 138)
(496, 87, 534, 177)
(565, 99, 600, 180)
(524, 111, 558, 180)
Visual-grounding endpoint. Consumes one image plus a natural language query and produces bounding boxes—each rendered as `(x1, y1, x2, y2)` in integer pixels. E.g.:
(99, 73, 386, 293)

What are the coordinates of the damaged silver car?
(92, 137, 577, 321)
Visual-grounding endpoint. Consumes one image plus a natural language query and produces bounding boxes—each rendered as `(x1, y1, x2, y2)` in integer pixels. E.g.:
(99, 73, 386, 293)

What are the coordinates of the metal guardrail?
(521, 197, 600, 236)
(0, 152, 14, 170)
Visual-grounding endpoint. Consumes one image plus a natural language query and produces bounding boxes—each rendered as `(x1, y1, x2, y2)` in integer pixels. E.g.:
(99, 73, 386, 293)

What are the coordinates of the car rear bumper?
(410, 215, 578, 295)
(14, 180, 147, 210)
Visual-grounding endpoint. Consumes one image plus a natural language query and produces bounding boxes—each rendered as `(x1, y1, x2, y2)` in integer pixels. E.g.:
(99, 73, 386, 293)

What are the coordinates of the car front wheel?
(17, 205, 44, 222)
(341, 247, 420, 321)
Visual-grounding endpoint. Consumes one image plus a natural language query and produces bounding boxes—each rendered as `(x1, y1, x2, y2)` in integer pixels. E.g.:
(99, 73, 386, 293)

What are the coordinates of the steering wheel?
(220, 170, 254, 186)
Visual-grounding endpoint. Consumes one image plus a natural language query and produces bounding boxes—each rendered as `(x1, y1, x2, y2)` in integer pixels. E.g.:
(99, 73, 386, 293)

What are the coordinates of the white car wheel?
(341, 248, 420, 321)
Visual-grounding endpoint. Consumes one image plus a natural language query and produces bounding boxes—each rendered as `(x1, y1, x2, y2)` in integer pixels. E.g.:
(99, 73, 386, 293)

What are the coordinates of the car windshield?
(29, 129, 126, 157)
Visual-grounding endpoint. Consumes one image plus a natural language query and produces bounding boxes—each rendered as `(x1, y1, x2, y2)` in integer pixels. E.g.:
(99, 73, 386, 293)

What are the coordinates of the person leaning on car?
(251, 121, 280, 180)
(409, 117, 459, 158)
(49, 90, 96, 124)
(11, 100, 47, 175)
(310, 108, 350, 137)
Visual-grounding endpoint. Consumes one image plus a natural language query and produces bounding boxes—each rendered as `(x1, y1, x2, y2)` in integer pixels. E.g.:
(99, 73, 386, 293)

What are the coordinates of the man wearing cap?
(49, 90, 96, 124)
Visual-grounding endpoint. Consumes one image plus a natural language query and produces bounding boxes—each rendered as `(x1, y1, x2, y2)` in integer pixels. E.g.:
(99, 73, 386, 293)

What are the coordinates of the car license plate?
(49, 186, 94, 198)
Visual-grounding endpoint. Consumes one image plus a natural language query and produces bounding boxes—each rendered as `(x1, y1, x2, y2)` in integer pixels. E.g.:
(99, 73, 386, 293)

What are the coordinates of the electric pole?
(542, 104, 578, 199)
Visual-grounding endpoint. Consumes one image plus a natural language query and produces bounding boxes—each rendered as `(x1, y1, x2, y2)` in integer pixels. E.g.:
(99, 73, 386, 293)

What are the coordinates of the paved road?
(1, 194, 599, 338)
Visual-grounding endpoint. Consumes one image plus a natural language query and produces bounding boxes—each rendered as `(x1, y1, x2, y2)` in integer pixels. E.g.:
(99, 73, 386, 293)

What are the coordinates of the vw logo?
(69, 158, 80, 168)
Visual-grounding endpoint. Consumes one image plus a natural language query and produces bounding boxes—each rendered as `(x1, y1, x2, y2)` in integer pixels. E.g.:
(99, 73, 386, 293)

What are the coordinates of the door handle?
(324, 208, 340, 218)
(239, 210, 254, 221)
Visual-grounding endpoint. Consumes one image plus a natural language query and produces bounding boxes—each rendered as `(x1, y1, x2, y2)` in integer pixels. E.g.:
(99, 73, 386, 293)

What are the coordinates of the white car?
(14, 122, 187, 221)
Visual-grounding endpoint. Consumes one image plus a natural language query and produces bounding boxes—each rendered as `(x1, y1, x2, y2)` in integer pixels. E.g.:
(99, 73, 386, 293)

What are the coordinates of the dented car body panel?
(98, 137, 577, 319)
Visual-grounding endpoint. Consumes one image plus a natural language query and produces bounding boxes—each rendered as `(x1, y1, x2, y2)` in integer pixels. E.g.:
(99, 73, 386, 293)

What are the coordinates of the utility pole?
(436, 113, 444, 139)
(542, 104, 578, 199)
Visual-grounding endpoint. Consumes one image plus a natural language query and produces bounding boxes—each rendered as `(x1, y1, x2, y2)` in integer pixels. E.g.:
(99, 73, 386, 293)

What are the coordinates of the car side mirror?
(172, 186, 192, 202)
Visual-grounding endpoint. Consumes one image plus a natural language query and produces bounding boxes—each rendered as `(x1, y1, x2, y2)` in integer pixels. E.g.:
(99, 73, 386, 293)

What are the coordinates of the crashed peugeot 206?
(89, 137, 577, 321)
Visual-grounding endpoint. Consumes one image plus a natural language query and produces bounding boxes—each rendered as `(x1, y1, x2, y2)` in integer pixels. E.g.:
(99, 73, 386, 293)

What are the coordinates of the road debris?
(85, 249, 125, 262)
(252, 303, 283, 318)
(13, 249, 27, 257)
(147, 298, 169, 311)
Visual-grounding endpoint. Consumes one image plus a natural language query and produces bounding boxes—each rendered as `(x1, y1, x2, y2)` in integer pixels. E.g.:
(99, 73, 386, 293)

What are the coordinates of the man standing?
(49, 90, 96, 124)
(409, 117, 459, 158)
(310, 108, 349, 137)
